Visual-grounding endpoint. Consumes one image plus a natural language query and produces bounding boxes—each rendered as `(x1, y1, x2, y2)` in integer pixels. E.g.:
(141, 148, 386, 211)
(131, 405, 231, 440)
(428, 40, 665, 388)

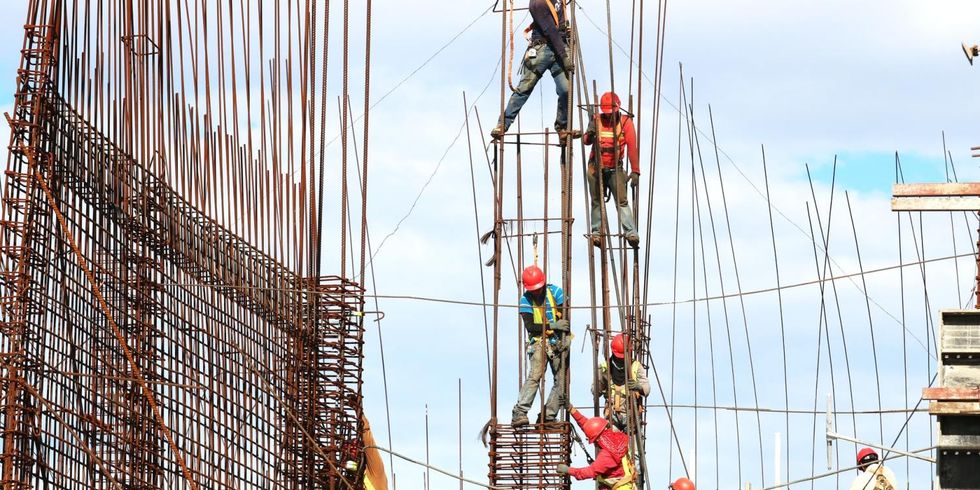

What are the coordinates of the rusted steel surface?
(0, 1, 372, 488)
(892, 182, 980, 197)
(922, 387, 980, 401)
(489, 423, 572, 489)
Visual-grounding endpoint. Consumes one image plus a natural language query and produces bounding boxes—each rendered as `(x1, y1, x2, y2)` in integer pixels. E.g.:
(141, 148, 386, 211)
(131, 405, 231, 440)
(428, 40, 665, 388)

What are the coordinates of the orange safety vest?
(596, 115, 627, 168)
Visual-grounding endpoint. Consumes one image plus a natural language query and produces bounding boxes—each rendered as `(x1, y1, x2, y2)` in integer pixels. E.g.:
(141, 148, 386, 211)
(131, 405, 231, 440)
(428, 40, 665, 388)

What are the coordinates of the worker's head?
(856, 447, 878, 473)
(522, 265, 546, 293)
(670, 477, 696, 490)
(610, 333, 627, 359)
(581, 416, 608, 443)
(599, 91, 621, 114)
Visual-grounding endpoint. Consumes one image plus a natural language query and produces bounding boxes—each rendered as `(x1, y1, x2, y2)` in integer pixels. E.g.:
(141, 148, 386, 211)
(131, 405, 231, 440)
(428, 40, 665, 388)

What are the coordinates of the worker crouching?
(558, 407, 636, 489)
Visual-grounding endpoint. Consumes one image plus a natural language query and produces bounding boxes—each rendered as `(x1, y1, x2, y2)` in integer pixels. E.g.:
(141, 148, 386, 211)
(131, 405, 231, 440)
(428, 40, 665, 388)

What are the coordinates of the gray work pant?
(513, 337, 568, 421)
(588, 165, 637, 236)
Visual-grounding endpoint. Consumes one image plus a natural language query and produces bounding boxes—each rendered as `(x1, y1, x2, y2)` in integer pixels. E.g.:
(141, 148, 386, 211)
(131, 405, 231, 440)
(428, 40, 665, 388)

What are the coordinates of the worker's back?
(848, 463, 899, 490)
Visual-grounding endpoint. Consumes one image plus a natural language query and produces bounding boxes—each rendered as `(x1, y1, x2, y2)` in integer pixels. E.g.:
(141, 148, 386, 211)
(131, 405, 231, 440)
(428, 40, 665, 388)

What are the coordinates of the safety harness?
(596, 115, 626, 168)
(600, 359, 645, 417)
(528, 288, 560, 346)
(524, 0, 563, 41)
(596, 454, 637, 490)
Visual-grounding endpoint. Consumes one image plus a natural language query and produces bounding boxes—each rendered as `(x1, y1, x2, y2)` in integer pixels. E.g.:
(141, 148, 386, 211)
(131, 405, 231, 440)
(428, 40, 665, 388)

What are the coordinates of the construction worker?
(584, 91, 640, 248)
(594, 333, 650, 432)
(491, 0, 576, 140)
(557, 406, 636, 489)
(849, 448, 900, 490)
(669, 477, 696, 490)
(512, 264, 570, 426)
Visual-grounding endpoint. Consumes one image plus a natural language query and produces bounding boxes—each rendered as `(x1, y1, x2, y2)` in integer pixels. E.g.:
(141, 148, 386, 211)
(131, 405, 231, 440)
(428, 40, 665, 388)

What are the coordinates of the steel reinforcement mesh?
(0, 9, 366, 489)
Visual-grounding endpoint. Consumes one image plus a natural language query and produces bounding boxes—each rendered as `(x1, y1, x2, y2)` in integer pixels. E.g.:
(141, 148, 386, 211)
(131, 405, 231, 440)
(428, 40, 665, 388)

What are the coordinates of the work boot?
(490, 124, 505, 140)
(626, 233, 640, 248)
(511, 412, 529, 427)
(591, 235, 602, 248)
(536, 412, 558, 425)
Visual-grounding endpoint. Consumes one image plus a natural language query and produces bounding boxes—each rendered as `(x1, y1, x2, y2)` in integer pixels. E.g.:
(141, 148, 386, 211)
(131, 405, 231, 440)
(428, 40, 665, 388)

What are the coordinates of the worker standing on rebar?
(583, 91, 640, 248)
(558, 406, 636, 489)
(849, 448, 900, 490)
(593, 333, 650, 432)
(491, 0, 577, 141)
(511, 264, 570, 426)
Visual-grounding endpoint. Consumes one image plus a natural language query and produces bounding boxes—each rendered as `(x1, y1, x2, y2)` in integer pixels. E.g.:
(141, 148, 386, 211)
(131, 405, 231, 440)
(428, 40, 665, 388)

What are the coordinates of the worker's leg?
(587, 163, 603, 234)
(547, 51, 570, 131)
(499, 45, 547, 131)
(543, 342, 568, 421)
(513, 342, 547, 419)
(610, 167, 637, 237)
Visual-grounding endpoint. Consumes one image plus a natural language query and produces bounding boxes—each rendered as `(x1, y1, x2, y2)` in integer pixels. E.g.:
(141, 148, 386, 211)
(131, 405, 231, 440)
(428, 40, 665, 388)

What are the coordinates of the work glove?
(626, 379, 642, 392)
(552, 319, 571, 332)
(557, 464, 570, 475)
(561, 54, 575, 75)
(628, 172, 640, 189)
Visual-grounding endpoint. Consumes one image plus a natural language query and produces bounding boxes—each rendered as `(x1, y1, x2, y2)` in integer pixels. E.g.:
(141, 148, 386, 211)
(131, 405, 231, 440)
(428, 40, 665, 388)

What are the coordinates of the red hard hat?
(856, 447, 878, 465)
(599, 92, 621, 114)
(581, 416, 607, 443)
(610, 333, 627, 359)
(670, 477, 696, 490)
(522, 265, 545, 291)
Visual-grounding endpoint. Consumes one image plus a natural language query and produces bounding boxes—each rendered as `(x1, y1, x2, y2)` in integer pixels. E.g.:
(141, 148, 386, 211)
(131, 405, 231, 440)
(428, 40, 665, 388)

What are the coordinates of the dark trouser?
(512, 337, 568, 421)
(588, 164, 637, 236)
(499, 43, 569, 131)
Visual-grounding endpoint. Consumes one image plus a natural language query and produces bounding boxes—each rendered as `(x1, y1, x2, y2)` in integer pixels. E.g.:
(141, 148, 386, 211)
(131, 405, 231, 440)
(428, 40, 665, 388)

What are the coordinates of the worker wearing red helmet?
(583, 91, 640, 248)
(511, 264, 570, 426)
(594, 333, 650, 432)
(848, 448, 899, 490)
(557, 406, 636, 489)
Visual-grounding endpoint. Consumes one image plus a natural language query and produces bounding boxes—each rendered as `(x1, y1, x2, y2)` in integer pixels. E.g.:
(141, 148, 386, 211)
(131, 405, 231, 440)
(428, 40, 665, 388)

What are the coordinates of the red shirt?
(568, 410, 629, 481)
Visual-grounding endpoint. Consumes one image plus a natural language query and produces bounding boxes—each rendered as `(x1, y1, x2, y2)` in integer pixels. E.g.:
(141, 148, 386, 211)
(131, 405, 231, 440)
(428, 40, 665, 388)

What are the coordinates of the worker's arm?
(569, 406, 589, 430)
(624, 117, 640, 174)
(582, 117, 597, 146)
(592, 364, 608, 396)
(568, 449, 619, 481)
(520, 312, 544, 337)
(529, 0, 568, 62)
(632, 362, 651, 396)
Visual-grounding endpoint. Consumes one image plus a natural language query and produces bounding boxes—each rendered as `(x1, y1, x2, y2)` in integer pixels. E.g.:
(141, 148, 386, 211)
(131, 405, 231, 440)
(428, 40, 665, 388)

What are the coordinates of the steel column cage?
(0, 5, 367, 489)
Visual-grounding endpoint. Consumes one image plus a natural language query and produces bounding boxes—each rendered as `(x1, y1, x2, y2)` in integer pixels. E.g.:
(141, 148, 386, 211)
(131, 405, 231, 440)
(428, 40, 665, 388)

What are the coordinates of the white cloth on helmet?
(848, 463, 899, 490)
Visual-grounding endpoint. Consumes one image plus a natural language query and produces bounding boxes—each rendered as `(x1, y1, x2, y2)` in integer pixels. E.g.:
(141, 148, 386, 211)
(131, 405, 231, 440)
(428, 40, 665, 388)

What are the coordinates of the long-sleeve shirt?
(583, 114, 640, 173)
(568, 410, 628, 481)
(529, 0, 568, 62)
(593, 358, 651, 398)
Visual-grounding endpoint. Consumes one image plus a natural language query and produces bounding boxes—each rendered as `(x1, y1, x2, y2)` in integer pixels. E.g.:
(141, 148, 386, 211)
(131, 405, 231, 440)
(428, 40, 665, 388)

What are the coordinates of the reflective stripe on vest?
(607, 361, 643, 413)
(531, 288, 559, 325)
(597, 116, 626, 166)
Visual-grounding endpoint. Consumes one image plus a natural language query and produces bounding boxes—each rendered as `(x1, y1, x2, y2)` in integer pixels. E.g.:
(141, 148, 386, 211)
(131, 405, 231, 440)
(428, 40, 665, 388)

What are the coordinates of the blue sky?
(2, 1, 980, 489)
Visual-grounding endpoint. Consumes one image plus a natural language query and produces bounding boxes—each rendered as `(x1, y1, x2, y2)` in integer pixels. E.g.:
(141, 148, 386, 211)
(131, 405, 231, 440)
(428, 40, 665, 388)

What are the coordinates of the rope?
(367, 446, 505, 489)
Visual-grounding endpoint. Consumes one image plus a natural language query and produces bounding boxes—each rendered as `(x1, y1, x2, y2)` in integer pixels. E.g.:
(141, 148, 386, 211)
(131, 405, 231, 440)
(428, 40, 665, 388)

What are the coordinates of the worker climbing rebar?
(511, 264, 571, 426)
(558, 405, 637, 489)
(848, 448, 900, 490)
(491, 0, 579, 141)
(593, 333, 650, 433)
(584, 91, 641, 248)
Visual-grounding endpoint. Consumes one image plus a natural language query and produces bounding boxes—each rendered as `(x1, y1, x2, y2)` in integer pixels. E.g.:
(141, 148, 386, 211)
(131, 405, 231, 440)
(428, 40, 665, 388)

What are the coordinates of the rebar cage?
(0, 2, 367, 488)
